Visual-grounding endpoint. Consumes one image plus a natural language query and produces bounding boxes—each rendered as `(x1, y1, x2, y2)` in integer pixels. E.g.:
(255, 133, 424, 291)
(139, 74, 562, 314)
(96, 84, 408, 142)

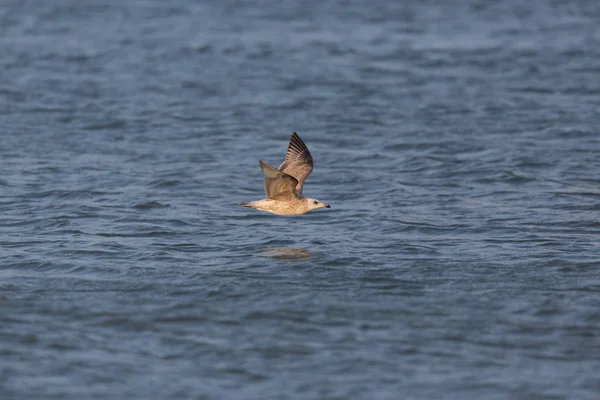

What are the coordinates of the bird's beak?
(324, 204, 331, 208)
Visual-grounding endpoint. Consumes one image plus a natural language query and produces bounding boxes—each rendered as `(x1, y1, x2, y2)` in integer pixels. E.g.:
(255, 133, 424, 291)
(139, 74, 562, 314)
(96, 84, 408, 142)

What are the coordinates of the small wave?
(82, 120, 126, 131)
(134, 201, 170, 209)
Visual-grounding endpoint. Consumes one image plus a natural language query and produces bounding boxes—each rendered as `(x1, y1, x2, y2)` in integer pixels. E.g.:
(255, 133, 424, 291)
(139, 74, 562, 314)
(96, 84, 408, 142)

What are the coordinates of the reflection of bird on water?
(263, 247, 312, 261)
(238, 132, 331, 216)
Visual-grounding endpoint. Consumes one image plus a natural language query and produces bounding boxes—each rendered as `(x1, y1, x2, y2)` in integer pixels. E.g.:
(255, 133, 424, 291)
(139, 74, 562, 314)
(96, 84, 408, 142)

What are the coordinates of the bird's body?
(238, 132, 331, 216)
(239, 198, 317, 216)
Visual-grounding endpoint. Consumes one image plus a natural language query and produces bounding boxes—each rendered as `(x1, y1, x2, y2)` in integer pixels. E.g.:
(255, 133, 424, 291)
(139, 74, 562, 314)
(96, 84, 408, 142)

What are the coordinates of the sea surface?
(1, 1, 600, 399)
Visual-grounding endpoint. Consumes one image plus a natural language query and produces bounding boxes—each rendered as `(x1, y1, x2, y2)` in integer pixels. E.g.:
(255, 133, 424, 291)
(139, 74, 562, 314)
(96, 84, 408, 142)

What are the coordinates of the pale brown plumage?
(238, 132, 330, 216)
(259, 160, 299, 202)
(278, 132, 314, 196)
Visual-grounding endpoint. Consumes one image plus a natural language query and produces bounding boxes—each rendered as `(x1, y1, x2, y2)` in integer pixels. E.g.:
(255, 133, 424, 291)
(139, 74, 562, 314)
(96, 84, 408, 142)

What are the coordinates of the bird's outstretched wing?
(260, 160, 300, 201)
(278, 132, 313, 196)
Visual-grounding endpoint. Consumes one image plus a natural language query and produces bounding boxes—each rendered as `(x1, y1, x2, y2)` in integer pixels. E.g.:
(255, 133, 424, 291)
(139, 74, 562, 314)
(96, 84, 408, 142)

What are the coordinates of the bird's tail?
(238, 202, 255, 208)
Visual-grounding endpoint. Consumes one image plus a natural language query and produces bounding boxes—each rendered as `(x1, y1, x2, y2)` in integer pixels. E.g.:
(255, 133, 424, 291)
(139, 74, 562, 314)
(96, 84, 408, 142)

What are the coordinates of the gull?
(238, 132, 331, 216)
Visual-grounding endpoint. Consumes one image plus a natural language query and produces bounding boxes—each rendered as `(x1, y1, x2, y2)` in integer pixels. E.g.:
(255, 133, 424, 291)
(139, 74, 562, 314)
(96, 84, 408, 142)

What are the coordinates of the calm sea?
(1, 0, 599, 399)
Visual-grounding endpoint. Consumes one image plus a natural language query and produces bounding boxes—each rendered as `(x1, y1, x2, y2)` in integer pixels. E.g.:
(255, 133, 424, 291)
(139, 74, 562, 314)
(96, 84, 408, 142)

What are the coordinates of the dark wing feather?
(259, 160, 300, 201)
(278, 132, 314, 195)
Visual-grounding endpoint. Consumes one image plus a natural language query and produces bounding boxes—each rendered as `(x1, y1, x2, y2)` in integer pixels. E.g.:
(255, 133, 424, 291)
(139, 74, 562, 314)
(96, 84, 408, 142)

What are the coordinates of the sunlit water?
(1, 1, 600, 399)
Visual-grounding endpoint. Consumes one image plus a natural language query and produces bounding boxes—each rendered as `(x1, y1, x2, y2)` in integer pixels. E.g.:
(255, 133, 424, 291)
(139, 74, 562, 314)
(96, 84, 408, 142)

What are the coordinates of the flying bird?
(238, 132, 331, 216)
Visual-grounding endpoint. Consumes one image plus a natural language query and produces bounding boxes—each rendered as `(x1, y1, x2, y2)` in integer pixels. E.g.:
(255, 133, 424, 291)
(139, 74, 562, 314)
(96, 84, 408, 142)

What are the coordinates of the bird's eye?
(314, 201, 318, 204)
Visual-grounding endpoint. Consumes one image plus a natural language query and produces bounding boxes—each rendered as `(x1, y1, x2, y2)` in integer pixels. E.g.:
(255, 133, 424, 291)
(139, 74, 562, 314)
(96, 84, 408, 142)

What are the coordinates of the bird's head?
(305, 198, 331, 211)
